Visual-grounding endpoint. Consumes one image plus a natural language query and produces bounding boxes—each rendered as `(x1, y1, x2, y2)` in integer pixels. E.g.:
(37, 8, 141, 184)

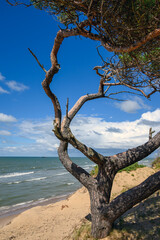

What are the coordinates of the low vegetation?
(90, 162, 146, 177)
(152, 156, 160, 169)
(118, 163, 146, 173)
(72, 160, 160, 239)
(69, 190, 160, 240)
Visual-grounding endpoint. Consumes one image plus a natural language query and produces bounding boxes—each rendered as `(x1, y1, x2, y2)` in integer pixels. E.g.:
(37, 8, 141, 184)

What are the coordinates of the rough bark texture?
(6, 0, 160, 238)
(58, 134, 160, 238)
(35, 26, 160, 239)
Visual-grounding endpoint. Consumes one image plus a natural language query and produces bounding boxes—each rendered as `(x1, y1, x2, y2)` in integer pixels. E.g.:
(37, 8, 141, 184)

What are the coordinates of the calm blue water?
(0, 157, 153, 217)
(0, 157, 95, 217)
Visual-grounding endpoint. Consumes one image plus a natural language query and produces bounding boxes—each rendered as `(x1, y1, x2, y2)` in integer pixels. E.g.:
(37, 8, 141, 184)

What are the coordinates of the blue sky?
(0, 1, 160, 157)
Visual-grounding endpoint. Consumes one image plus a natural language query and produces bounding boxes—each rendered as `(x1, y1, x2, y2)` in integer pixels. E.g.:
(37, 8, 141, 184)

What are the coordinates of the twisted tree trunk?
(29, 25, 160, 238)
(58, 133, 160, 238)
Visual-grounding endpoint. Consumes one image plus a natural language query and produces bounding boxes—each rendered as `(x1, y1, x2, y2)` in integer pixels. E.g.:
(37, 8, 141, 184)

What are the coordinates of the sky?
(0, 1, 160, 157)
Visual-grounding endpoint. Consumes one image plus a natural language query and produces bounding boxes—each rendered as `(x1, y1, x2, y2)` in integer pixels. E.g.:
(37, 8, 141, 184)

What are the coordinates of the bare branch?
(102, 171, 160, 221)
(62, 89, 104, 130)
(107, 131, 160, 172)
(28, 48, 47, 73)
(149, 127, 155, 140)
(96, 45, 106, 63)
(103, 79, 149, 98)
(93, 66, 104, 77)
(41, 28, 81, 128)
(64, 128, 106, 165)
(105, 96, 125, 101)
(58, 141, 96, 189)
(104, 86, 110, 94)
(66, 98, 69, 118)
(107, 90, 143, 98)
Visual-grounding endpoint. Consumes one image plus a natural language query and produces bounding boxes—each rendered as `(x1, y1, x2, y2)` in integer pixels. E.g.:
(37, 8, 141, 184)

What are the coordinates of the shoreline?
(0, 167, 158, 240)
(0, 190, 78, 228)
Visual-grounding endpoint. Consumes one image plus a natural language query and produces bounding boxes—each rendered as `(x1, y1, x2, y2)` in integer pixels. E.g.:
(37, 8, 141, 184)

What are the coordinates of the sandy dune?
(0, 167, 156, 240)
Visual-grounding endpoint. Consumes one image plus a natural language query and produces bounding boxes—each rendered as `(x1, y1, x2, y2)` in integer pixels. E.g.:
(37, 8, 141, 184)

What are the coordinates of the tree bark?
(107, 131, 160, 172)
(89, 189, 113, 238)
(89, 164, 116, 238)
(38, 21, 160, 239)
(89, 170, 160, 239)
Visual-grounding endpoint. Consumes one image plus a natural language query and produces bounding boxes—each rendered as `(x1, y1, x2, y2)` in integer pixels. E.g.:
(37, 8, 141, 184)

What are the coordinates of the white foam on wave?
(0, 200, 34, 213)
(0, 171, 34, 179)
(13, 200, 34, 207)
(7, 177, 47, 185)
(7, 181, 21, 185)
(56, 172, 68, 176)
(67, 182, 74, 185)
(26, 177, 47, 182)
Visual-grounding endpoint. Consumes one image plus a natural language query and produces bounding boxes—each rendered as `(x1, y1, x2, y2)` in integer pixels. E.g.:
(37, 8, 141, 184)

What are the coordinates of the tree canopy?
(7, 0, 160, 98)
(6, 1, 160, 238)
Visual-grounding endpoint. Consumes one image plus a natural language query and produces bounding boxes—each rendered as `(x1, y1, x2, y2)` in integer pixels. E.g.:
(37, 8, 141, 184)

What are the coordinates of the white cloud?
(71, 109, 160, 150)
(0, 73, 28, 93)
(141, 109, 160, 122)
(0, 109, 159, 156)
(117, 100, 141, 113)
(5, 81, 29, 92)
(0, 73, 5, 81)
(0, 130, 11, 136)
(0, 113, 17, 122)
(17, 118, 59, 153)
(0, 73, 9, 94)
(0, 86, 9, 94)
(71, 117, 142, 149)
(115, 97, 150, 113)
(3, 146, 17, 152)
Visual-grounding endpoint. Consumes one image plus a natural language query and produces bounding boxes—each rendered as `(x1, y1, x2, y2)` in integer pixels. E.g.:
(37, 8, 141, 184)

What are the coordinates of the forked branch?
(102, 171, 160, 221)
(62, 79, 105, 130)
(58, 141, 96, 188)
(106, 131, 160, 172)
(41, 26, 102, 129)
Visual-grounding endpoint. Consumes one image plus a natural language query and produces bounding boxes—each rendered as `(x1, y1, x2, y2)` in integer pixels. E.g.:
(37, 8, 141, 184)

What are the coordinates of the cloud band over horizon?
(0, 109, 159, 157)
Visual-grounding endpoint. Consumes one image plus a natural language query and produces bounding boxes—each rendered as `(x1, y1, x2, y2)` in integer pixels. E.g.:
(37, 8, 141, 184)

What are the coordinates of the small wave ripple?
(0, 171, 34, 179)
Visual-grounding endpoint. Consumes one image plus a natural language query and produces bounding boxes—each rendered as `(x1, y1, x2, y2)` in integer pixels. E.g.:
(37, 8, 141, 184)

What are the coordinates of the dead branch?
(106, 131, 160, 172)
(58, 141, 96, 188)
(66, 98, 69, 118)
(28, 48, 47, 73)
(149, 127, 155, 140)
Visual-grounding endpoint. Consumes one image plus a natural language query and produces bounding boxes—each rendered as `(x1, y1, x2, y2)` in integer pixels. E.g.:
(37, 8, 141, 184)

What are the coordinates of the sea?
(0, 156, 153, 218)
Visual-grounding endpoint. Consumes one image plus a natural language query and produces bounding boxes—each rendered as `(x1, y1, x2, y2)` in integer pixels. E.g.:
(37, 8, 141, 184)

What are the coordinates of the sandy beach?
(0, 167, 158, 240)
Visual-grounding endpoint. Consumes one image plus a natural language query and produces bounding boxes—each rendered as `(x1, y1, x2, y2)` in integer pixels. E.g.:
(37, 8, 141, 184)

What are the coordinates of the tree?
(7, 0, 160, 238)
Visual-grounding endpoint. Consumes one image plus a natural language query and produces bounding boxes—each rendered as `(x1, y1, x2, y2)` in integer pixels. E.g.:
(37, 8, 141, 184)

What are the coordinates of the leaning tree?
(7, 0, 160, 238)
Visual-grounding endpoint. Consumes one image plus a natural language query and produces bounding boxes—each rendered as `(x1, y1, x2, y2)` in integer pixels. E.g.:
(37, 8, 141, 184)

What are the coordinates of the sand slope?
(0, 167, 157, 240)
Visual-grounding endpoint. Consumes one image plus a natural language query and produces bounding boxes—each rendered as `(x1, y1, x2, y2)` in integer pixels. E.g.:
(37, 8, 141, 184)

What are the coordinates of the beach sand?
(0, 167, 158, 240)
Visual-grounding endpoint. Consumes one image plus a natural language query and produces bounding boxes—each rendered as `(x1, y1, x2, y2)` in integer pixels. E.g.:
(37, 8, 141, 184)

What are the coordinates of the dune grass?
(90, 162, 146, 177)
(70, 160, 160, 240)
(152, 157, 160, 169)
(69, 190, 160, 240)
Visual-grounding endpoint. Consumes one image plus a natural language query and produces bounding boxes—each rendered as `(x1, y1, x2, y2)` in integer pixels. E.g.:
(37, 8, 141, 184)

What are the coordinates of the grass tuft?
(118, 162, 145, 173)
(152, 156, 160, 169)
(90, 162, 146, 176)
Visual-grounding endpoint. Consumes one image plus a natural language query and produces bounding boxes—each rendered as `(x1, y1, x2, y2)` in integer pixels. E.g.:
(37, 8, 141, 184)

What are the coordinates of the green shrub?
(90, 162, 145, 176)
(90, 165, 98, 176)
(152, 156, 160, 169)
(118, 163, 146, 173)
